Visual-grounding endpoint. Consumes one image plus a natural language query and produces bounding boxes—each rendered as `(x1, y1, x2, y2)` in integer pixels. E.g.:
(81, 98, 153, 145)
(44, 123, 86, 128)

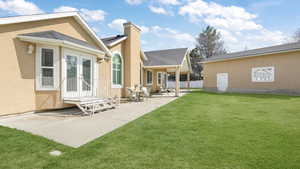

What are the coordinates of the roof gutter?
(18, 35, 106, 57)
(106, 36, 127, 47)
(200, 48, 300, 64)
(143, 65, 181, 68)
(0, 12, 112, 57)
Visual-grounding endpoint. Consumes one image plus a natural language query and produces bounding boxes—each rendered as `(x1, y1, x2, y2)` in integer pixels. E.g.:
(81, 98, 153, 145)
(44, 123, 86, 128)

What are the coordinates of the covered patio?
(143, 48, 193, 96)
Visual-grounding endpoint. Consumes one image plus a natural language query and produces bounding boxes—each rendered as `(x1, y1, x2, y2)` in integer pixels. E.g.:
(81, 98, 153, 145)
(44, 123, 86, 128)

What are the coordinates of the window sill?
(112, 85, 123, 89)
(35, 88, 59, 91)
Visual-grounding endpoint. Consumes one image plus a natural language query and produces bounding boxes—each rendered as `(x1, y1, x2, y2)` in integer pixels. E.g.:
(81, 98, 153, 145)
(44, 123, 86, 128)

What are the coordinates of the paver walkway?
(0, 92, 187, 147)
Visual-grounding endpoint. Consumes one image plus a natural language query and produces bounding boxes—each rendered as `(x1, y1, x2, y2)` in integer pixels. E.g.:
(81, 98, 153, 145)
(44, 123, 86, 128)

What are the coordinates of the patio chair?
(140, 87, 151, 101)
(127, 87, 137, 101)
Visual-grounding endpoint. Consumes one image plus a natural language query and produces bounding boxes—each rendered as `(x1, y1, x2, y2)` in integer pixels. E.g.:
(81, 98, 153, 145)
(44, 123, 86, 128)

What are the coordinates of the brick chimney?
(123, 22, 142, 88)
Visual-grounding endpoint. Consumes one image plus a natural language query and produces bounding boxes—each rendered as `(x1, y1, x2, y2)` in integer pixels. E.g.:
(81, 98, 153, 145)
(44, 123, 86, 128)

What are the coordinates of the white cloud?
(145, 25, 195, 46)
(250, 0, 282, 11)
(179, 0, 259, 31)
(92, 27, 100, 33)
(0, 0, 43, 15)
(149, 5, 169, 15)
(108, 19, 152, 34)
(80, 9, 106, 21)
(142, 25, 195, 50)
(108, 18, 128, 32)
(53, 6, 77, 12)
(107, 18, 194, 49)
(140, 25, 150, 33)
(156, 0, 180, 5)
(125, 0, 180, 5)
(54, 6, 106, 22)
(125, 0, 145, 5)
(179, 0, 287, 52)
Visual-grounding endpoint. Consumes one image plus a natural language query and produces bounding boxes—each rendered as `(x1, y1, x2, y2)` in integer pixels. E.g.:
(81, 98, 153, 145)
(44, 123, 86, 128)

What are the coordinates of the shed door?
(217, 73, 228, 92)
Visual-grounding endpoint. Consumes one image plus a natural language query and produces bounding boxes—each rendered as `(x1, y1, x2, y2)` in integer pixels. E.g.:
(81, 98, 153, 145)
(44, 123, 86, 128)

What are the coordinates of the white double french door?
(64, 50, 94, 98)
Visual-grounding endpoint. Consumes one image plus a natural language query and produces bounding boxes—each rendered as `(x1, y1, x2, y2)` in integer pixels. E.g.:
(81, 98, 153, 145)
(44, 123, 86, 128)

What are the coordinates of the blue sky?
(0, 0, 299, 52)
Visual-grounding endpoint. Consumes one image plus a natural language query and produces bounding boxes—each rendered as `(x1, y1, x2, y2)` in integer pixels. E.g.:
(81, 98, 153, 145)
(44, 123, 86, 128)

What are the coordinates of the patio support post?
(187, 72, 190, 89)
(175, 67, 180, 97)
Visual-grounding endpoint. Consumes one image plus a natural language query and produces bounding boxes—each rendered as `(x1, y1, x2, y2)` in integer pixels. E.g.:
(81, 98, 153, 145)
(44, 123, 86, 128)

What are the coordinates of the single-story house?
(0, 12, 192, 116)
(201, 42, 300, 95)
(144, 48, 192, 93)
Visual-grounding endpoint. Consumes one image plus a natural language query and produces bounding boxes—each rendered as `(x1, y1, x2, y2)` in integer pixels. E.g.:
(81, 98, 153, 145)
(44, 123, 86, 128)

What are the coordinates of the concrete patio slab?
(0, 91, 188, 148)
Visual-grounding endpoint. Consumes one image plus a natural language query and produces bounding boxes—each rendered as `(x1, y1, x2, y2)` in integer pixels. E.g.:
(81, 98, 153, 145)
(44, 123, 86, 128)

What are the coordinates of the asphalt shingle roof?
(144, 48, 188, 67)
(203, 42, 300, 63)
(101, 35, 127, 46)
(19, 30, 100, 51)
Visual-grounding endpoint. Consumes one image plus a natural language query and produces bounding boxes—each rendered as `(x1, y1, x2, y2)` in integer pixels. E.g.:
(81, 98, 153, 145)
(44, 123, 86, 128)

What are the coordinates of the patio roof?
(144, 48, 188, 67)
(18, 30, 105, 55)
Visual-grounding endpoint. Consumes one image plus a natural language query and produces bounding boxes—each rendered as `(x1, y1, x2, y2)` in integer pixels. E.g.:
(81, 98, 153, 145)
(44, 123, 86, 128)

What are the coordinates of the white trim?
(185, 50, 193, 73)
(140, 50, 148, 61)
(200, 48, 300, 64)
(180, 49, 189, 66)
(62, 48, 97, 98)
(124, 22, 142, 31)
(251, 66, 275, 82)
(111, 51, 124, 88)
(18, 35, 105, 56)
(143, 65, 180, 68)
(94, 59, 99, 97)
(146, 70, 153, 85)
(35, 44, 59, 91)
(179, 49, 193, 73)
(107, 36, 127, 47)
(0, 12, 112, 57)
(0, 12, 78, 25)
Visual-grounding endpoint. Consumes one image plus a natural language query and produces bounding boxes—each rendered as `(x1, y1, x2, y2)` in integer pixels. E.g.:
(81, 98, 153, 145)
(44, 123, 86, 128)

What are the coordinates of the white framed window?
(252, 67, 275, 82)
(157, 72, 162, 85)
(36, 45, 59, 91)
(112, 52, 123, 88)
(146, 70, 153, 85)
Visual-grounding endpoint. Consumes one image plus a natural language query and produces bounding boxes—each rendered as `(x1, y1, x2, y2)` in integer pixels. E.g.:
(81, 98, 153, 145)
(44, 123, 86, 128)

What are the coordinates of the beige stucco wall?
(98, 43, 123, 98)
(203, 51, 300, 95)
(0, 17, 102, 115)
(144, 68, 168, 92)
(123, 24, 142, 93)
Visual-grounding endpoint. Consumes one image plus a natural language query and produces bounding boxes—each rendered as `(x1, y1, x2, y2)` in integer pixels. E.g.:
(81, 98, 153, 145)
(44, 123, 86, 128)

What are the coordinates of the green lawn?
(1, 91, 300, 169)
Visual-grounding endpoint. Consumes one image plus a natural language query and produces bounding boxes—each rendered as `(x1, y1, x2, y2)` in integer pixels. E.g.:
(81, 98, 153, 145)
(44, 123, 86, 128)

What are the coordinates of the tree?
(293, 28, 300, 42)
(189, 48, 202, 59)
(195, 26, 227, 58)
(188, 48, 203, 80)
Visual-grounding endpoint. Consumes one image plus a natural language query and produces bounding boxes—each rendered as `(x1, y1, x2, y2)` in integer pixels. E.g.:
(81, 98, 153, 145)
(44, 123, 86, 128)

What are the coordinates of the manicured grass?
(1, 91, 300, 169)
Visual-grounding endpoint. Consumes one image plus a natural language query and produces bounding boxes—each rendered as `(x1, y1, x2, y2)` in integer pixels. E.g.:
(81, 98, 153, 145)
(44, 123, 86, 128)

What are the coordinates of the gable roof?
(0, 12, 112, 57)
(101, 35, 127, 47)
(18, 30, 104, 55)
(20, 30, 100, 50)
(144, 48, 188, 67)
(201, 42, 300, 63)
